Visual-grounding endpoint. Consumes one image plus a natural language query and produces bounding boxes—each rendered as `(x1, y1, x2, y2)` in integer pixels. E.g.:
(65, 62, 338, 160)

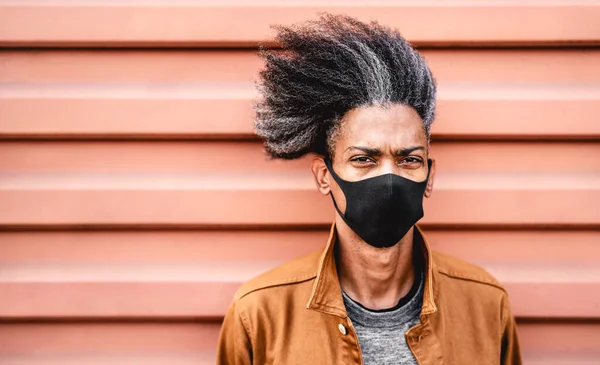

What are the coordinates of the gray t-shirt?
(342, 273, 424, 365)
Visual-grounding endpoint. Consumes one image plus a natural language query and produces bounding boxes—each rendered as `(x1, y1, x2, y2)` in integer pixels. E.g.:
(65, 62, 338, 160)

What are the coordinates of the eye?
(350, 156, 376, 165)
(399, 156, 424, 166)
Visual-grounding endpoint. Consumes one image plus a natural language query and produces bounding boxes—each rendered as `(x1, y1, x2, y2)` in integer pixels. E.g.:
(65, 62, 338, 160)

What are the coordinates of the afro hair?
(254, 14, 437, 160)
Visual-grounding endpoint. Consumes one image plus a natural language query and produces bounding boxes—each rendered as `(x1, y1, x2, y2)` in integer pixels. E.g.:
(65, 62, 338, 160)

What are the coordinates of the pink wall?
(1, 2, 599, 364)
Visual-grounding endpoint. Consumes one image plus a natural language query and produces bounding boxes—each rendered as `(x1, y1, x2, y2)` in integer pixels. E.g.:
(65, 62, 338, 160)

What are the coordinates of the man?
(217, 14, 522, 364)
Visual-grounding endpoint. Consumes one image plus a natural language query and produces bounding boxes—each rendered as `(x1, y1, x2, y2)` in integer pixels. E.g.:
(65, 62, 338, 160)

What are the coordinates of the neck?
(335, 219, 417, 311)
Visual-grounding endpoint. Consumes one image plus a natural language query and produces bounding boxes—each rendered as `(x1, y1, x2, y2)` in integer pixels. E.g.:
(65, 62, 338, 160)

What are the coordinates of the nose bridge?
(379, 159, 397, 175)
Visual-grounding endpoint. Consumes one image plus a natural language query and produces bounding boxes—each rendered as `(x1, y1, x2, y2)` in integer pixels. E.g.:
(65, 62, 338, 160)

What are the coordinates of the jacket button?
(338, 324, 347, 335)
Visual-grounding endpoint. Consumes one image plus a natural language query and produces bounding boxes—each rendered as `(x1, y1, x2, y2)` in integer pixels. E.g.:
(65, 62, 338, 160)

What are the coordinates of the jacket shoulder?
(233, 247, 323, 301)
(432, 250, 506, 293)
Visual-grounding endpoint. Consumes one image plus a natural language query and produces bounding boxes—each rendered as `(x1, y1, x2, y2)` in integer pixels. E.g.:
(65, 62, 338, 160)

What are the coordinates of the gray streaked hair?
(254, 13, 437, 160)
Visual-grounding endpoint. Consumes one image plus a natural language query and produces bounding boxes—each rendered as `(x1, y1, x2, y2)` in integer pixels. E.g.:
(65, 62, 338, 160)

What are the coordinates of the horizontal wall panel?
(0, 231, 328, 264)
(0, 322, 218, 365)
(1, 1, 599, 47)
(1, 261, 599, 319)
(2, 230, 598, 265)
(0, 276, 243, 319)
(2, 230, 598, 318)
(423, 49, 600, 83)
(0, 50, 262, 84)
(426, 230, 600, 265)
(526, 358, 600, 365)
(519, 322, 600, 364)
(2, 49, 600, 83)
(0, 322, 598, 364)
(0, 141, 310, 172)
(0, 90, 257, 139)
(2, 141, 598, 173)
(0, 353, 214, 365)
(1, 84, 599, 139)
(1, 172, 598, 227)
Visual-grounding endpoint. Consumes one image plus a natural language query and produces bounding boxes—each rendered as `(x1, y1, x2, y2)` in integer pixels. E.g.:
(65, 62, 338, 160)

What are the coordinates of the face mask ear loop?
(329, 192, 346, 220)
(426, 158, 433, 183)
(323, 158, 348, 221)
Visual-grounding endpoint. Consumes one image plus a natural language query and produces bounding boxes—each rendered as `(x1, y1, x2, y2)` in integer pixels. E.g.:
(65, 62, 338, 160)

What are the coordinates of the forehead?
(338, 104, 426, 148)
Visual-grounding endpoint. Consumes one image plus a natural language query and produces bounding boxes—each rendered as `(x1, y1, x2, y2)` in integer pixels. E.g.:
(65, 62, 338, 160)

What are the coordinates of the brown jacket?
(217, 224, 522, 364)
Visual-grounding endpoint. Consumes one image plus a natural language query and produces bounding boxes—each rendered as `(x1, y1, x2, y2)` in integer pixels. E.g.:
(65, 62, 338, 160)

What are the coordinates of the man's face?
(323, 103, 434, 214)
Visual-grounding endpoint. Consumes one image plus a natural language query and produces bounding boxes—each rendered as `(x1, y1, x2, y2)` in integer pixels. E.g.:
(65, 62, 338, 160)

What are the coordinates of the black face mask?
(324, 158, 432, 248)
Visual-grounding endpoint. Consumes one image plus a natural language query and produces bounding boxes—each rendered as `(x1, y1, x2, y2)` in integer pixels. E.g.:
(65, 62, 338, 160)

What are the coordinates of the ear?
(310, 156, 331, 195)
(424, 158, 436, 198)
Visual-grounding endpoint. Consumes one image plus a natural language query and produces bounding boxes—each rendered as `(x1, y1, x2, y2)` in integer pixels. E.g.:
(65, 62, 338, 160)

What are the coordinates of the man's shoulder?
(233, 247, 324, 301)
(431, 250, 506, 293)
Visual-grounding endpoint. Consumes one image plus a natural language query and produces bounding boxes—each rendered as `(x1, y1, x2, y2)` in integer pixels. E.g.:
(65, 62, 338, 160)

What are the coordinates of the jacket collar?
(306, 222, 437, 317)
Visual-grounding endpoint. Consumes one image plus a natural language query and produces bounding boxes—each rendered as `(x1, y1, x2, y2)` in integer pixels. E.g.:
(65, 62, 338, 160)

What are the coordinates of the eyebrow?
(345, 145, 425, 156)
(345, 146, 382, 156)
(394, 146, 426, 156)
